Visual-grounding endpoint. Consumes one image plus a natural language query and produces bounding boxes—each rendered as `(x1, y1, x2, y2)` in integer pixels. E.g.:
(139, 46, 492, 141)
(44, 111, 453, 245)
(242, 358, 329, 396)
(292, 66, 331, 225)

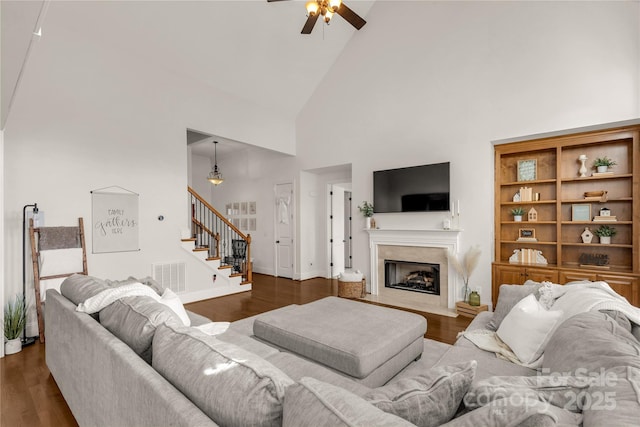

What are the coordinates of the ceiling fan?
(268, 0, 366, 35)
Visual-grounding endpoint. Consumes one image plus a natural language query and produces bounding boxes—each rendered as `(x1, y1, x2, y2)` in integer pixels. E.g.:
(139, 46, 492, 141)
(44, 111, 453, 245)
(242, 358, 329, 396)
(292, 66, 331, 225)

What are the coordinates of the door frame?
(326, 181, 352, 278)
(274, 181, 296, 278)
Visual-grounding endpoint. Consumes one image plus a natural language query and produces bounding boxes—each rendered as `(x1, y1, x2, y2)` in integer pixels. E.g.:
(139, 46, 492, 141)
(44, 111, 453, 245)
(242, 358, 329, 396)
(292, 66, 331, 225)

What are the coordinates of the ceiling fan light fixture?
(207, 141, 224, 186)
(305, 1, 319, 16)
(324, 9, 333, 23)
(328, 0, 341, 12)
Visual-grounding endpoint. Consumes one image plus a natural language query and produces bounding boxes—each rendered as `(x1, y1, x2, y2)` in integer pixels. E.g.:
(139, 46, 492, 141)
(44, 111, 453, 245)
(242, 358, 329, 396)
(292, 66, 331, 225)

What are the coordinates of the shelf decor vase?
(4, 338, 22, 355)
(468, 291, 481, 307)
(514, 215, 523, 222)
(578, 154, 588, 177)
(600, 236, 611, 245)
(597, 166, 608, 173)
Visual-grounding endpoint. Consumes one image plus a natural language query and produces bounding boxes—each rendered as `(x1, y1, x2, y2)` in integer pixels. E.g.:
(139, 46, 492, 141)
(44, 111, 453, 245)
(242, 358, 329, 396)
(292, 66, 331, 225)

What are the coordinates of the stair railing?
(188, 186, 252, 283)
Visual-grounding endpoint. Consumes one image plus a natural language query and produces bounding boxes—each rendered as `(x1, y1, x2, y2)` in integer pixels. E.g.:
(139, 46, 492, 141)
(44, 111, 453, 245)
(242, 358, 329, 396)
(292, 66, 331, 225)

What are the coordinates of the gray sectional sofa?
(45, 275, 640, 427)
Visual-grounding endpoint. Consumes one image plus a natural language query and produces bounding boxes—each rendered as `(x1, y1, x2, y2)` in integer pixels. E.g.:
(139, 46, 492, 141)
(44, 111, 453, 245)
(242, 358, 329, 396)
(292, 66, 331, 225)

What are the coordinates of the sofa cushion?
(364, 361, 476, 427)
(441, 397, 582, 427)
(487, 283, 543, 331)
(60, 274, 110, 306)
(582, 366, 640, 427)
(153, 323, 294, 427)
(99, 296, 182, 364)
(434, 346, 536, 382)
(266, 352, 372, 396)
(496, 294, 563, 365)
(543, 311, 640, 375)
(254, 296, 426, 379)
(451, 374, 585, 427)
(283, 377, 414, 427)
(105, 275, 165, 295)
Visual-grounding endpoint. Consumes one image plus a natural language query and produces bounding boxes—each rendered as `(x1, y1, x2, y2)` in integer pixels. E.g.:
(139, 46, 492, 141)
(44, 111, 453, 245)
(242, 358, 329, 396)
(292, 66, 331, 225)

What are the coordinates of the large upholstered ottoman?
(253, 297, 427, 386)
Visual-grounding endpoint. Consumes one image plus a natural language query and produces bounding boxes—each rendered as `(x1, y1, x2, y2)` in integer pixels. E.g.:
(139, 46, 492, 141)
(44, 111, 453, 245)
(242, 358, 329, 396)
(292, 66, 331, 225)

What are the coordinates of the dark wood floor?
(1, 274, 471, 427)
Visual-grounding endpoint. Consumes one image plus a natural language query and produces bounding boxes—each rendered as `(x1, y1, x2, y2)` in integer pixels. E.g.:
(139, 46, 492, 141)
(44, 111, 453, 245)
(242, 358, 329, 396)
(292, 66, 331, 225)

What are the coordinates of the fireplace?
(384, 260, 440, 295)
(366, 229, 461, 313)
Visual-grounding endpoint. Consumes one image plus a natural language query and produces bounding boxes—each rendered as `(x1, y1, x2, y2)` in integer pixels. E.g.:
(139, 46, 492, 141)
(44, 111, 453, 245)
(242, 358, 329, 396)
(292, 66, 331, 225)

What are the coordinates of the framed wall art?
(91, 186, 139, 253)
(517, 159, 537, 182)
(571, 204, 591, 222)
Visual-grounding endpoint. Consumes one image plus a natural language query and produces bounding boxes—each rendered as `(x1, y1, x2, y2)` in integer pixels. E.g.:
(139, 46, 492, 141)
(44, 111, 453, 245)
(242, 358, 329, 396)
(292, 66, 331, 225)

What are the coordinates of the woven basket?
(338, 278, 366, 299)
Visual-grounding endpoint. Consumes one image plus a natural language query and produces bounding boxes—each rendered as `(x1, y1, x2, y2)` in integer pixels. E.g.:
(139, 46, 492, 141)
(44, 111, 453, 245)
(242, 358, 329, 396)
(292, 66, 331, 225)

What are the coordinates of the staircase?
(183, 187, 252, 287)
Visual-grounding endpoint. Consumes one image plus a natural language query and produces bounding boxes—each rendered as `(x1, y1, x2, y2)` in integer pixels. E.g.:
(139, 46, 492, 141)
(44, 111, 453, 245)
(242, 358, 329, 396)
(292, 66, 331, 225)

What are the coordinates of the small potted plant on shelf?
(594, 225, 617, 244)
(511, 207, 525, 222)
(4, 294, 26, 355)
(358, 201, 374, 229)
(593, 157, 617, 173)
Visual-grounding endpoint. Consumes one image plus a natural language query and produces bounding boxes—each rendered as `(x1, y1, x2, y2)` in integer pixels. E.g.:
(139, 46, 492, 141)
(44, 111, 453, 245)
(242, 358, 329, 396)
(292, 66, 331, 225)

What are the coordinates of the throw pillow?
(99, 296, 182, 364)
(364, 361, 476, 427)
(77, 283, 161, 313)
(496, 294, 563, 365)
(440, 396, 582, 427)
(60, 274, 110, 306)
(543, 311, 640, 375)
(159, 288, 190, 326)
(153, 324, 294, 427)
(105, 276, 165, 295)
(582, 366, 640, 427)
(283, 377, 414, 427)
(487, 283, 543, 331)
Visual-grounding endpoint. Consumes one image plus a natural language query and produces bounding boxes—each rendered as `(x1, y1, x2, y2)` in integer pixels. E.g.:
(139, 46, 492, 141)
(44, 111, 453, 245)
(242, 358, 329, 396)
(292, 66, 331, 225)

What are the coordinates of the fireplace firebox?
(384, 259, 440, 295)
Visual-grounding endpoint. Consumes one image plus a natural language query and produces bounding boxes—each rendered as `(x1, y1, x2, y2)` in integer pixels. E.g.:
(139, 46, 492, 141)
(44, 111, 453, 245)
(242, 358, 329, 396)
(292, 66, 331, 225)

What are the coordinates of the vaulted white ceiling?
(2, 0, 375, 128)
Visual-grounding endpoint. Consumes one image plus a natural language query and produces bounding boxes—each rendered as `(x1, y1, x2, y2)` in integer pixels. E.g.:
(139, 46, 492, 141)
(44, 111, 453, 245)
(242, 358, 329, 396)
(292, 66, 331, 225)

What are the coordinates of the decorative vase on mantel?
(365, 217, 371, 229)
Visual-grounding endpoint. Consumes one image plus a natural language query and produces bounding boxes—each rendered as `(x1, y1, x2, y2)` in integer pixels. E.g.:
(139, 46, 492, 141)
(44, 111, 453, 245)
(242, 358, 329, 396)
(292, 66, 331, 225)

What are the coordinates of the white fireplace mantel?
(367, 228, 461, 309)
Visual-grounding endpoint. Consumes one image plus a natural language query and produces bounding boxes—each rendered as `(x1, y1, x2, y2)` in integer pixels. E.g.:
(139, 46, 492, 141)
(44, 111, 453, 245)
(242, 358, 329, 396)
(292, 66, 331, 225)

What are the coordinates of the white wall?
(1, 129, 4, 358)
(297, 1, 640, 301)
(3, 14, 296, 319)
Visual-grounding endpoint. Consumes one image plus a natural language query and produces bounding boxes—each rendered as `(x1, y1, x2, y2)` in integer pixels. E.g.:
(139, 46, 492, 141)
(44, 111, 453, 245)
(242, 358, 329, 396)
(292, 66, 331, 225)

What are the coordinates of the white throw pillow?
(497, 294, 563, 364)
(159, 289, 191, 326)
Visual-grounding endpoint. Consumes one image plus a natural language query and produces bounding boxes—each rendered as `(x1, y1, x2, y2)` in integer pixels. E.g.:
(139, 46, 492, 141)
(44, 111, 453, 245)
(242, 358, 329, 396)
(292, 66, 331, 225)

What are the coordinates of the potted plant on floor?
(4, 294, 26, 355)
(593, 157, 617, 173)
(358, 201, 374, 229)
(511, 207, 525, 222)
(595, 225, 617, 244)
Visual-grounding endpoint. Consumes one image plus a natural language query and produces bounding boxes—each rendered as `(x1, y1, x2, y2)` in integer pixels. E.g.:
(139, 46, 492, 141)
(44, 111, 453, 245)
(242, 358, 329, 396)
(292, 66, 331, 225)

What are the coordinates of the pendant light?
(207, 141, 224, 185)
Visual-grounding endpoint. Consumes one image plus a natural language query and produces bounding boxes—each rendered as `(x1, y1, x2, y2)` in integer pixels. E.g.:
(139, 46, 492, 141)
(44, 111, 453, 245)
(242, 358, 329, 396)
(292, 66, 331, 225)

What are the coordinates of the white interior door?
(275, 183, 294, 278)
(330, 186, 345, 277)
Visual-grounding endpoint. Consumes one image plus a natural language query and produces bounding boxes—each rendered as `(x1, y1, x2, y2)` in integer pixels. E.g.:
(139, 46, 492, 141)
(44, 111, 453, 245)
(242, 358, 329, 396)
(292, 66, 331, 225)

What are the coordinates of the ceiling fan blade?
(336, 2, 366, 30)
(301, 13, 320, 34)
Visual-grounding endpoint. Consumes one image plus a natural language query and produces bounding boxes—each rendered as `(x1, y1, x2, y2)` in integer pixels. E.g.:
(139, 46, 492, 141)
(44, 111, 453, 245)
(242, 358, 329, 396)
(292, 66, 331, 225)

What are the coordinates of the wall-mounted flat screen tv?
(373, 162, 450, 213)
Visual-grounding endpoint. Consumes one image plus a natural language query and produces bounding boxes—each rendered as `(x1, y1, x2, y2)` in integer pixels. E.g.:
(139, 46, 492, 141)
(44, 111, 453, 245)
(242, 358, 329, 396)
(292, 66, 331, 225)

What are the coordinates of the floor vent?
(152, 262, 186, 293)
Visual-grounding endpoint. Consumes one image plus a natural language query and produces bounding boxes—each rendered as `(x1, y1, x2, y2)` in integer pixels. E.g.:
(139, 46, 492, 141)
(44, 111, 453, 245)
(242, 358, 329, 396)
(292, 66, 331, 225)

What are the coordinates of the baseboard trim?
(179, 285, 251, 304)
